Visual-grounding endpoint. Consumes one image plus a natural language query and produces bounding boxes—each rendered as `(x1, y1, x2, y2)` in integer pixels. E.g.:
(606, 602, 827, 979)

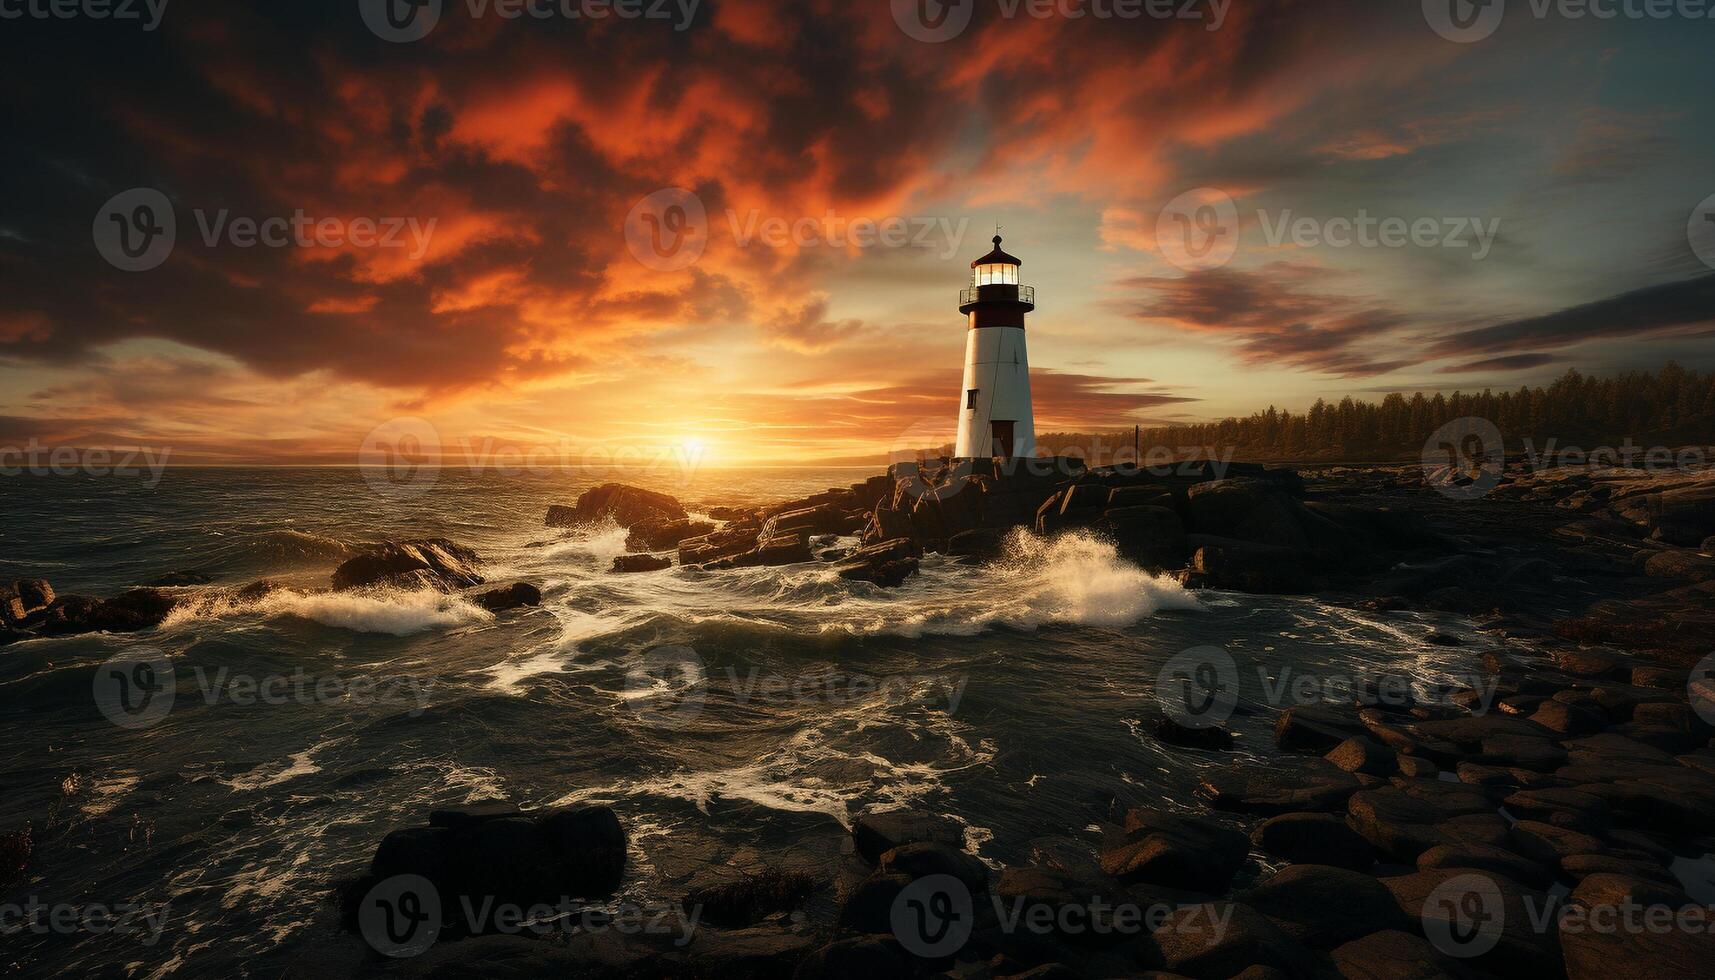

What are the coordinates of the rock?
(1152, 716, 1235, 751)
(34, 595, 102, 634)
(831, 538, 920, 587)
(0, 579, 54, 625)
(1416, 843, 1552, 888)
(850, 809, 963, 864)
(682, 868, 821, 928)
(1530, 700, 1607, 737)
(1241, 865, 1408, 948)
(1142, 901, 1320, 979)
(836, 870, 909, 933)
(717, 531, 814, 569)
(1196, 758, 1360, 815)
(1397, 756, 1440, 779)
(1251, 813, 1375, 871)
(792, 935, 912, 979)
(625, 518, 715, 552)
(760, 503, 863, 541)
(1097, 505, 1188, 569)
(1343, 781, 1496, 862)
(86, 588, 182, 632)
(878, 841, 988, 891)
(1326, 737, 1396, 776)
(1553, 648, 1629, 679)
(1382, 869, 1559, 976)
(1500, 787, 1607, 831)
(1643, 549, 1715, 583)
(679, 525, 761, 565)
(1100, 809, 1249, 891)
(1507, 820, 1603, 867)
(1475, 735, 1566, 772)
(1559, 874, 1715, 979)
(1329, 929, 1474, 980)
(1274, 705, 1370, 753)
(612, 554, 672, 574)
(1559, 853, 1678, 885)
(548, 483, 687, 528)
(862, 506, 914, 545)
(1187, 536, 1309, 594)
(472, 582, 542, 610)
(144, 571, 213, 587)
(331, 539, 484, 591)
(947, 527, 1008, 560)
(429, 800, 521, 829)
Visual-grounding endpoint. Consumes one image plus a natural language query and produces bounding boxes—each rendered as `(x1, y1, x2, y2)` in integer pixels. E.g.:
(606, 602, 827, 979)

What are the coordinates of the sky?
(1, 0, 1713, 465)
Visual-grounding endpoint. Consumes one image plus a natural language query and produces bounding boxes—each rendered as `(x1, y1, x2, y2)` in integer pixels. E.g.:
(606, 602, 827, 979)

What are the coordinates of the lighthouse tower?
(954, 235, 1036, 459)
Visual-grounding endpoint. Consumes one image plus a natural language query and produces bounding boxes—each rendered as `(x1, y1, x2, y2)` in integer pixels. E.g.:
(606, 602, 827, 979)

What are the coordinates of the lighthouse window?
(973, 263, 1018, 286)
(966, 389, 979, 409)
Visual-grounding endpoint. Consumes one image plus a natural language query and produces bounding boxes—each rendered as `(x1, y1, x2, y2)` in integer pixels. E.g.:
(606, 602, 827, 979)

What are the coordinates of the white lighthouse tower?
(954, 235, 1036, 459)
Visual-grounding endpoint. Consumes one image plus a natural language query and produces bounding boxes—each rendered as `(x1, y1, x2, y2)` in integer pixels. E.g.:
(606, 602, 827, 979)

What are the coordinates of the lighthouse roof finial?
(972, 232, 1021, 269)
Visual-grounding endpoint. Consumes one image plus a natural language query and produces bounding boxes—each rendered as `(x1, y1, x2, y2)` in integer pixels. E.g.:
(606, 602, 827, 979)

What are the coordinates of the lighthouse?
(954, 235, 1036, 459)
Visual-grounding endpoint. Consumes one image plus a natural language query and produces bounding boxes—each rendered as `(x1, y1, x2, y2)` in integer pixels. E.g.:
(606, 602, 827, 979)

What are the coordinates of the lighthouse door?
(990, 420, 1016, 460)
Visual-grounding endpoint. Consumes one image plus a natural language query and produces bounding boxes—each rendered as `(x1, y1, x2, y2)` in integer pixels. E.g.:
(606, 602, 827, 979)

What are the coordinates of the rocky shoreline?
(329, 453, 1714, 978)
(8, 453, 1715, 977)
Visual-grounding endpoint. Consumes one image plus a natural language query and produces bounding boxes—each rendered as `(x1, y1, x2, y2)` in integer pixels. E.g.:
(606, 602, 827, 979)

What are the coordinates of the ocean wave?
(162, 586, 492, 636)
(241, 528, 355, 563)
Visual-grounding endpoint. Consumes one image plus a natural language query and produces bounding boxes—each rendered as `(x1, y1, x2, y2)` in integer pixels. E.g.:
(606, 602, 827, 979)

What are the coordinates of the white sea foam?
(162, 586, 491, 636)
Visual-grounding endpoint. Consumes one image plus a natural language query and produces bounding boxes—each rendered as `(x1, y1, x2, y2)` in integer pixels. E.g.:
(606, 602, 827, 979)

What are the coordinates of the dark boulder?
(679, 526, 761, 565)
(1100, 808, 1249, 891)
(947, 527, 1009, 561)
(851, 809, 963, 864)
(331, 539, 484, 591)
(878, 841, 988, 892)
(761, 504, 863, 541)
(832, 538, 920, 587)
(1097, 505, 1187, 569)
(1196, 758, 1360, 815)
(0, 579, 54, 626)
(473, 582, 543, 610)
(792, 936, 912, 980)
(1187, 536, 1310, 594)
(625, 518, 715, 552)
(681, 867, 822, 928)
(547, 483, 687, 528)
(1141, 901, 1320, 979)
(1251, 812, 1374, 870)
(1329, 929, 1475, 980)
(1240, 865, 1408, 948)
(88, 588, 182, 632)
(612, 554, 672, 574)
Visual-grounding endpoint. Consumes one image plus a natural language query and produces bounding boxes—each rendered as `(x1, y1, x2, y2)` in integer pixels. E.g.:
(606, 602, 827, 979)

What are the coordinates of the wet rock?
(1382, 869, 1560, 977)
(1096, 505, 1187, 569)
(1325, 737, 1396, 776)
(1396, 756, 1439, 779)
(837, 870, 909, 933)
(1141, 901, 1319, 979)
(1251, 813, 1374, 871)
(1559, 874, 1715, 979)
(947, 527, 1008, 560)
(1475, 734, 1566, 772)
(682, 867, 822, 928)
(34, 595, 102, 634)
(1152, 716, 1236, 751)
(1643, 549, 1715, 583)
(1500, 787, 1607, 831)
(472, 582, 542, 610)
(679, 525, 761, 565)
(1187, 536, 1309, 594)
(831, 537, 920, 587)
(792, 935, 912, 979)
(1553, 648, 1628, 680)
(1274, 705, 1370, 753)
(1100, 809, 1249, 891)
(1241, 864, 1408, 948)
(1343, 781, 1495, 862)
(625, 518, 715, 552)
(428, 800, 521, 829)
(851, 809, 963, 864)
(86, 588, 183, 632)
(547, 483, 687, 528)
(331, 539, 484, 591)
(612, 554, 672, 574)
(879, 841, 988, 892)
(0, 579, 54, 626)
(1507, 820, 1604, 867)
(1415, 843, 1552, 888)
(1530, 700, 1607, 737)
(761, 503, 863, 541)
(1329, 929, 1474, 980)
(1558, 853, 1678, 885)
(675, 923, 817, 976)
(1196, 758, 1360, 815)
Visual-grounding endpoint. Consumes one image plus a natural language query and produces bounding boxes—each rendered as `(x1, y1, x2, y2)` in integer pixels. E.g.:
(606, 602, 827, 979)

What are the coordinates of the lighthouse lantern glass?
(973, 263, 1018, 286)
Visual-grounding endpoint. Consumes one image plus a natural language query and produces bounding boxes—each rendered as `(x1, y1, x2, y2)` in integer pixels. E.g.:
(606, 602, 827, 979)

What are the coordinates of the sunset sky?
(2, 0, 1713, 464)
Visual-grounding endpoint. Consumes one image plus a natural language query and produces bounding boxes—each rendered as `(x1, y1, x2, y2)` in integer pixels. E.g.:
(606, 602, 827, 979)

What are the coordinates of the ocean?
(0, 466, 1488, 976)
